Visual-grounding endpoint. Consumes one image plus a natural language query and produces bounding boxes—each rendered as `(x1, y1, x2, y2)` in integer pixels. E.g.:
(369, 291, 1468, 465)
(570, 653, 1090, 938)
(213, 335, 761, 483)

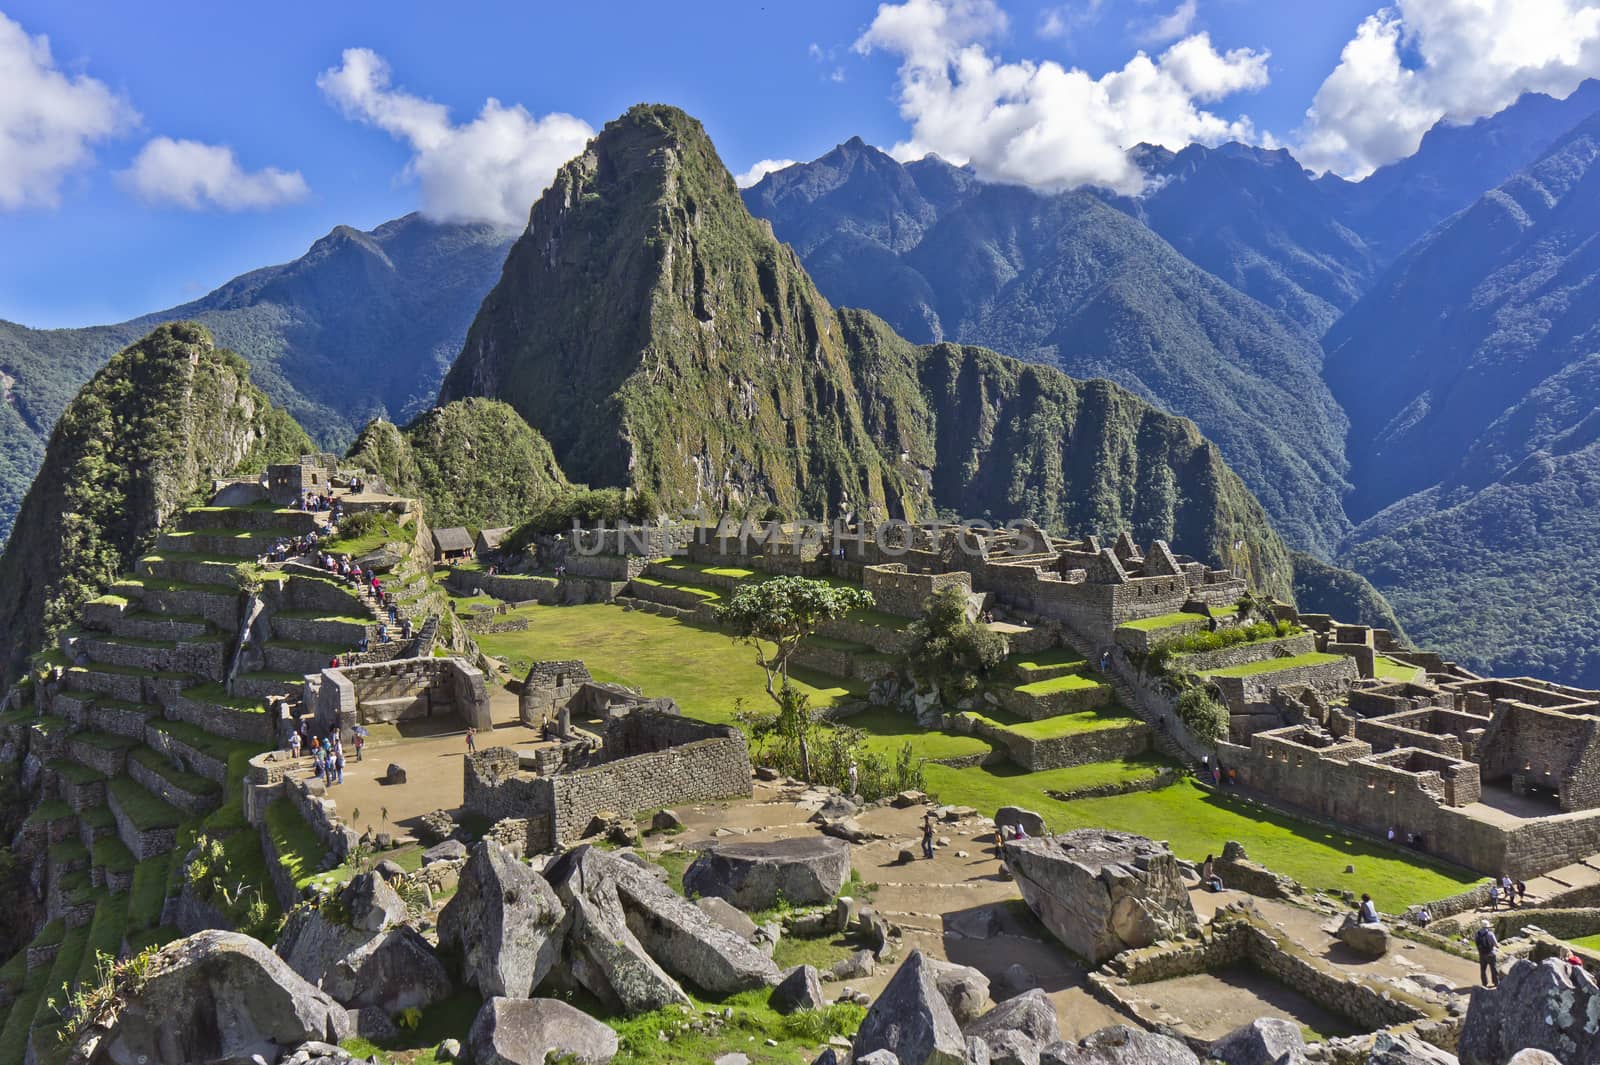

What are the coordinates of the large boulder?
(771, 964, 827, 1014)
(275, 873, 450, 1014)
(438, 841, 566, 998)
(994, 807, 1047, 839)
(544, 846, 690, 1015)
(1207, 1017, 1306, 1065)
(852, 950, 968, 1065)
(467, 996, 619, 1065)
(696, 895, 759, 940)
(1459, 957, 1600, 1065)
(608, 848, 782, 994)
(93, 930, 351, 1065)
(1039, 1025, 1199, 1064)
(1366, 1031, 1460, 1064)
(1004, 830, 1199, 964)
(1334, 914, 1391, 958)
(1504, 1052, 1563, 1065)
(685, 835, 852, 909)
(964, 988, 1059, 1054)
(926, 957, 992, 1025)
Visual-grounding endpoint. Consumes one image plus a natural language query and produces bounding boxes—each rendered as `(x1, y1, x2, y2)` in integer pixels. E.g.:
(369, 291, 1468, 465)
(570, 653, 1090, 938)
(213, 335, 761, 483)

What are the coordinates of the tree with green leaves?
(717, 576, 874, 779)
(1175, 683, 1229, 745)
(906, 584, 1009, 699)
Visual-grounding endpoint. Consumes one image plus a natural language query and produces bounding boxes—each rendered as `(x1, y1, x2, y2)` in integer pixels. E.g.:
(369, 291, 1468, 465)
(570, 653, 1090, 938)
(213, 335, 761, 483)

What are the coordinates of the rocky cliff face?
(0, 322, 310, 683)
(443, 105, 1296, 597)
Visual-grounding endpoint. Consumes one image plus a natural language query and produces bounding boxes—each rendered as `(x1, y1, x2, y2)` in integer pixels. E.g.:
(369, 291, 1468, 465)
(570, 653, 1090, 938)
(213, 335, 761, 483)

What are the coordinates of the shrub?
(906, 585, 1009, 697)
(1175, 685, 1229, 744)
(1146, 619, 1301, 674)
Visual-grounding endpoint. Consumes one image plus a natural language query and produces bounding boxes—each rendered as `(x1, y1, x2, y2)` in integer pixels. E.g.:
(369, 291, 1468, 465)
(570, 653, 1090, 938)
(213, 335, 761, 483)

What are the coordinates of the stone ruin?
(516, 659, 678, 741)
(303, 656, 493, 743)
(1003, 828, 1200, 964)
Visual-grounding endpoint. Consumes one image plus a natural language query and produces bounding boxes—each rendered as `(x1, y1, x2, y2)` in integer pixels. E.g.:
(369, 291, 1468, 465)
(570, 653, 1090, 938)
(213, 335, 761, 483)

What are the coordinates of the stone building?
(431, 527, 474, 563)
(516, 660, 679, 736)
(303, 656, 493, 742)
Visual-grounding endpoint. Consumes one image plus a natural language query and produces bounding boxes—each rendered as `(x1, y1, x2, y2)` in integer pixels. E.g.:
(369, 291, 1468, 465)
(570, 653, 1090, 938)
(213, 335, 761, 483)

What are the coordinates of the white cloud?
(1133, 0, 1199, 47)
(1038, 0, 1103, 41)
(735, 159, 800, 187)
(120, 137, 308, 210)
(0, 12, 133, 209)
(855, 0, 1269, 194)
(318, 48, 593, 227)
(1298, 0, 1600, 178)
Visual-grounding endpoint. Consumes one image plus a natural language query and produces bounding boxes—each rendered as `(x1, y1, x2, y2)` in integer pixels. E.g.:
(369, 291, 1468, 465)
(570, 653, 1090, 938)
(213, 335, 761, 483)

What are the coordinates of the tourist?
(847, 760, 859, 796)
(400, 618, 413, 640)
(1386, 825, 1396, 842)
(1099, 649, 1111, 671)
(289, 731, 301, 759)
(334, 749, 344, 785)
(1202, 854, 1225, 892)
(330, 656, 340, 670)
(1487, 879, 1502, 910)
(1569, 951, 1586, 969)
(1517, 880, 1528, 907)
(353, 731, 363, 762)
(466, 727, 477, 754)
(1500, 874, 1517, 908)
(1226, 767, 1238, 786)
(1414, 906, 1433, 927)
(1357, 893, 1379, 924)
(921, 814, 936, 860)
(1475, 921, 1500, 987)
(358, 634, 368, 653)
(312, 748, 325, 778)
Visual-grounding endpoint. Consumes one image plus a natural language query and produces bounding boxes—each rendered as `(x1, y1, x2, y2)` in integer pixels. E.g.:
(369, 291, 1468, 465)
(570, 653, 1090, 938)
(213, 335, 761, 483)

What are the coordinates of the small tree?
(906, 585, 1009, 699)
(1175, 683, 1229, 744)
(717, 576, 874, 778)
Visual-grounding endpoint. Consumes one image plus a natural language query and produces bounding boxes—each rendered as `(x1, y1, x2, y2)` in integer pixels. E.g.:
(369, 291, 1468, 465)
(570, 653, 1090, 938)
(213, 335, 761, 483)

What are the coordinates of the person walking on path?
(354, 732, 364, 762)
(1476, 920, 1500, 987)
(921, 814, 936, 860)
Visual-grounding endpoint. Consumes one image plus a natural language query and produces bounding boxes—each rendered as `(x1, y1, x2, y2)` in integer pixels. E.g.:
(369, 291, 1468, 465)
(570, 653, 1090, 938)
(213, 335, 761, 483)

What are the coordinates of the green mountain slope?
(444, 104, 1297, 599)
(346, 398, 571, 529)
(745, 141, 1351, 557)
(1330, 110, 1600, 683)
(0, 322, 311, 683)
(0, 214, 514, 547)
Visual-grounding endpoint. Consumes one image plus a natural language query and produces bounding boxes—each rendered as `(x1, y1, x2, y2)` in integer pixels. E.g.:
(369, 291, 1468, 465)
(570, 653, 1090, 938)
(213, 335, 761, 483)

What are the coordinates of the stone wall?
(305, 656, 492, 740)
(448, 569, 561, 605)
(996, 680, 1114, 721)
(1168, 634, 1316, 675)
(974, 718, 1150, 772)
(1209, 657, 1358, 712)
(862, 564, 970, 619)
(463, 712, 752, 851)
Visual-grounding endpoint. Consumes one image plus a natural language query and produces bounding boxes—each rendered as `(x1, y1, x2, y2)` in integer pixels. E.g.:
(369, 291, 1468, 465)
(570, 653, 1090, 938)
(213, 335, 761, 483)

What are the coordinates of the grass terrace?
(107, 777, 185, 831)
(1012, 672, 1106, 698)
(1119, 605, 1240, 633)
(1199, 652, 1345, 679)
(1374, 655, 1426, 684)
(978, 705, 1145, 740)
(836, 707, 996, 762)
(1006, 647, 1087, 677)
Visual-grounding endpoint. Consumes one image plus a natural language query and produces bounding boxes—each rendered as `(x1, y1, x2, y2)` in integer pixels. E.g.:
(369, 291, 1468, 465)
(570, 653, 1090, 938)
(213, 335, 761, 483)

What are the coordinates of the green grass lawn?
(321, 513, 411, 557)
(1374, 655, 1425, 684)
(265, 797, 329, 890)
(107, 778, 185, 831)
(462, 599, 859, 724)
(1006, 648, 1086, 675)
(1119, 604, 1242, 634)
(1014, 672, 1107, 697)
(1572, 933, 1600, 951)
(984, 706, 1145, 739)
(838, 707, 995, 761)
(921, 767, 1475, 907)
(1199, 652, 1344, 679)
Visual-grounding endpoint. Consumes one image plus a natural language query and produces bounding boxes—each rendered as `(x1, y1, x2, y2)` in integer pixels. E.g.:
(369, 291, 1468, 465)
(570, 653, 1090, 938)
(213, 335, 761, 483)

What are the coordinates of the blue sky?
(3, 0, 1598, 327)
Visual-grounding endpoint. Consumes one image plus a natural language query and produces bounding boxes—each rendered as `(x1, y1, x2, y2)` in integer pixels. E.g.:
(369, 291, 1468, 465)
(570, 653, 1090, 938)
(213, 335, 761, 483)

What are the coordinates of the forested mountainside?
(743, 140, 1351, 556)
(1330, 109, 1600, 685)
(345, 398, 570, 530)
(0, 215, 513, 545)
(0, 323, 310, 684)
(443, 104, 1297, 599)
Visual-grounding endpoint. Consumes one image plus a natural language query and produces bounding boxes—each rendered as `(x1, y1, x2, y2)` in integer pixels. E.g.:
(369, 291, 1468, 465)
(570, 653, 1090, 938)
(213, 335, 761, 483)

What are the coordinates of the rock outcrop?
(1004, 830, 1199, 964)
(684, 835, 852, 909)
(467, 996, 620, 1065)
(926, 957, 992, 1025)
(1207, 1017, 1307, 1065)
(852, 950, 968, 1065)
(1334, 914, 1391, 958)
(964, 987, 1060, 1058)
(1365, 1031, 1461, 1064)
(1039, 1025, 1200, 1064)
(771, 964, 828, 1015)
(276, 872, 452, 1014)
(1459, 957, 1600, 1065)
(438, 841, 566, 998)
(89, 930, 350, 1065)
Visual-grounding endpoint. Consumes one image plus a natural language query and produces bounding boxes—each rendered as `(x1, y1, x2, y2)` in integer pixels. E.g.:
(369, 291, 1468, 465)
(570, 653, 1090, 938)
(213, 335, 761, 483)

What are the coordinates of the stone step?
(78, 635, 227, 682)
(109, 578, 241, 632)
(87, 699, 164, 740)
(63, 664, 184, 705)
(105, 778, 184, 862)
(180, 505, 319, 534)
(170, 687, 276, 746)
(68, 731, 141, 776)
(46, 760, 107, 812)
(232, 670, 303, 704)
(268, 613, 370, 646)
(136, 553, 243, 587)
(126, 747, 222, 818)
(263, 642, 348, 677)
(102, 610, 211, 643)
(156, 529, 277, 559)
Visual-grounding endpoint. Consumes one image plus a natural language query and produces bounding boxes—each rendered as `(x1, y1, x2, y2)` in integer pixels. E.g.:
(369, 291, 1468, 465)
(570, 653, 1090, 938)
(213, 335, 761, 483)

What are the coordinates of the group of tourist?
(287, 718, 363, 785)
(1487, 874, 1529, 910)
(1200, 755, 1238, 788)
(295, 491, 342, 519)
(267, 529, 325, 563)
(1384, 824, 1429, 852)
